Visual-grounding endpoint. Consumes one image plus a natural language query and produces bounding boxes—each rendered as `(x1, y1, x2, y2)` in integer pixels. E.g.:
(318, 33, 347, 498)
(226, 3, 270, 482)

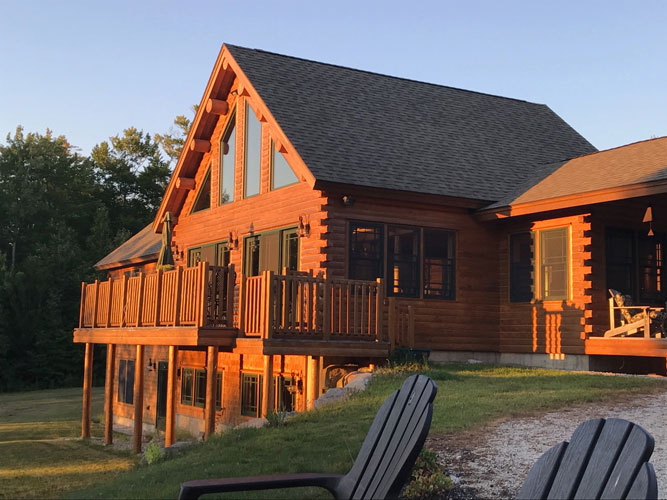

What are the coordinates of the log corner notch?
(205, 98, 229, 116)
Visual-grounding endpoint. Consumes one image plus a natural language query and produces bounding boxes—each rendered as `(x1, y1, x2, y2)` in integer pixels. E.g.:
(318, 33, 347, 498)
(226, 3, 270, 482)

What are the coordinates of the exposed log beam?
(176, 177, 196, 190)
(206, 98, 228, 116)
(190, 139, 211, 153)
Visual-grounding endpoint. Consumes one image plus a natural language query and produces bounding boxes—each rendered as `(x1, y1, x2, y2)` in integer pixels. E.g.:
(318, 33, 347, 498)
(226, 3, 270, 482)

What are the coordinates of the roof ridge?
(571, 135, 667, 160)
(224, 43, 546, 107)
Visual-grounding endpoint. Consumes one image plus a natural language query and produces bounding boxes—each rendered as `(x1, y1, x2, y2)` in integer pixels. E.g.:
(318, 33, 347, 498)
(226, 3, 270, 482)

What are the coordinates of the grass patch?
(0, 387, 137, 499)
(65, 364, 665, 500)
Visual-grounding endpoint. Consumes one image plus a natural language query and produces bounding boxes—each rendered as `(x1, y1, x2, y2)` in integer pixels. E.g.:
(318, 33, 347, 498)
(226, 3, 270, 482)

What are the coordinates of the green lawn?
(62, 364, 665, 500)
(0, 387, 137, 500)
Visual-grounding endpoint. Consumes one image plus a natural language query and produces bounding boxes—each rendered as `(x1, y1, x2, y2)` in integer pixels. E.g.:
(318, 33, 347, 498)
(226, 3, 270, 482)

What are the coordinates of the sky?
(1, 0, 666, 155)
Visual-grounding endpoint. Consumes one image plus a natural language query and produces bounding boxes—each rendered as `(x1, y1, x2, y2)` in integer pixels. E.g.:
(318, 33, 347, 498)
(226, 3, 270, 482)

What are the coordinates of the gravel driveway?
(428, 385, 667, 499)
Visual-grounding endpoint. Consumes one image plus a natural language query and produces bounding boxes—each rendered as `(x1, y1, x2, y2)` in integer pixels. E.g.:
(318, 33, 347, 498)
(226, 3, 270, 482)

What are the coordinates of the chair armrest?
(178, 473, 344, 500)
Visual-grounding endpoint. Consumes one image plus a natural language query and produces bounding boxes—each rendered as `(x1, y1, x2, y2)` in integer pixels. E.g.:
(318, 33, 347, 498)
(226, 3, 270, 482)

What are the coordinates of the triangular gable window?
(271, 141, 298, 189)
(191, 167, 211, 213)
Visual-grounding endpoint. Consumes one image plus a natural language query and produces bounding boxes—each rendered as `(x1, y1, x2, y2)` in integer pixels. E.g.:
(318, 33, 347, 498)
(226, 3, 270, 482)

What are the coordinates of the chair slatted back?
(335, 374, 437, 500)
(517, 418, 657, 500)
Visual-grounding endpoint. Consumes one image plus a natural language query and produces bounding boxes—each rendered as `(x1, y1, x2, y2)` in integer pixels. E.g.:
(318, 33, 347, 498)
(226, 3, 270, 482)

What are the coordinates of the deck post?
(306, 355, 320, 410)
(154, 269, 162, 326)
(261, 355, 274, 418)
(104, 343, 116, 445)
(198, 261, 210, 327)
(81, 342, 94, 438)
(120, 275, 128, 327)
(174, 266, 183, 326)
(106, 277, 113, 327)
(132, 344, 144, 454)
(376, 278, 384, 342)
(238, 274, 246, 336)
(165, 345, 178, 448)
(204, 345, 218, 439)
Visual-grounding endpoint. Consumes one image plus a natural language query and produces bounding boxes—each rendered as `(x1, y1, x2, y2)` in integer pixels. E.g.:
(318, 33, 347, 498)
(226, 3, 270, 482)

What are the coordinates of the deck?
(74, 263, 390, 357)
(585, 336, 667, 358)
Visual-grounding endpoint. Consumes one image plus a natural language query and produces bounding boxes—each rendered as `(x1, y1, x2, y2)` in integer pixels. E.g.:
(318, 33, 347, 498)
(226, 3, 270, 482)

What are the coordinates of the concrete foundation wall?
(430, 350, 591, 371)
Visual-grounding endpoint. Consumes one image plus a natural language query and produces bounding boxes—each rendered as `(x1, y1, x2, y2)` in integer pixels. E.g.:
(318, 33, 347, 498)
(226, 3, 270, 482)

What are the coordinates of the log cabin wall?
(497, 212, 593, 356)
(324, 191, 501, 352)
(112, 344, 310, 433)
(170, 86, 328, 300)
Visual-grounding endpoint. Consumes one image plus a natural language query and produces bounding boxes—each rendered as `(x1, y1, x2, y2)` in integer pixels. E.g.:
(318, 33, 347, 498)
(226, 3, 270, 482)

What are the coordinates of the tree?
(155, 105, 198, 164)
(91, 127, 171, 237)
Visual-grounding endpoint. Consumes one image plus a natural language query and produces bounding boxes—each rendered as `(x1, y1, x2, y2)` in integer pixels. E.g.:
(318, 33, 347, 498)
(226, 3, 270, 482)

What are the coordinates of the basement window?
(180, 368, 223, 410)
(117, 359, 135, 405)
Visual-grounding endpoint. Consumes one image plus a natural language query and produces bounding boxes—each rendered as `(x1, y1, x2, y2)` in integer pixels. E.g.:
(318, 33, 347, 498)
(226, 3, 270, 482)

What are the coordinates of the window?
(349, 222, 384, 281)
(117, 359, 135, 404)
(219, 111, 236, 205)
(181, 368, 223, 409)
(241, 373, 261, 417)
(606, 228, 666, 305)
(244, 236, 261, 277)
(241, 373, 296, 417)
(244, 102, 261, 198)
(387, 226, 420, 297)
(423, 229, 455, 300)
(188, 240, 229, 267)
(638, 233, 665, 303)
(271, 141, 298, 190)
(244, 228, 299, 276)
(606, 228, 635, 297)
(509, 233, 533, 302)
(191, 167, 211, 213)
(539, 227, 569, 300)
(281, 228, 299, 272)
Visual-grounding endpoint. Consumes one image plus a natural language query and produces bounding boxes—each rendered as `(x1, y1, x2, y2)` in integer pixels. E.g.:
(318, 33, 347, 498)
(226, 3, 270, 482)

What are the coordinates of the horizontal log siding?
(324, 193, 500, 352)
(498, 213, 592, 355)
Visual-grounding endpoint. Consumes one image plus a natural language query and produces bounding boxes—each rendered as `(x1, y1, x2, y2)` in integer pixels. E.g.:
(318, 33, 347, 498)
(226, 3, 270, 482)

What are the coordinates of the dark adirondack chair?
(518, 418, 658, 500)
(178, 374, 437, 500)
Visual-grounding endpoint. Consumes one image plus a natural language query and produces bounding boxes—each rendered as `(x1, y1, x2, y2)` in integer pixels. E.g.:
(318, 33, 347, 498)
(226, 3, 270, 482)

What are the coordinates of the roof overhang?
(477, 179, 667, 221)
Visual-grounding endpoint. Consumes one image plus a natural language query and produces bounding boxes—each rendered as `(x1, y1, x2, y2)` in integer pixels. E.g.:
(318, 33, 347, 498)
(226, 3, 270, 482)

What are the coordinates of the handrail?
(79, 263, 235, 329)
(238, 271, 384, 342)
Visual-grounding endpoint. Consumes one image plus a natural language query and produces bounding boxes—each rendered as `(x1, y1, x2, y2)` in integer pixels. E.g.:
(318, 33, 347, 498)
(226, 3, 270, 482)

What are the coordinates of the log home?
(74, 44, 667, 450)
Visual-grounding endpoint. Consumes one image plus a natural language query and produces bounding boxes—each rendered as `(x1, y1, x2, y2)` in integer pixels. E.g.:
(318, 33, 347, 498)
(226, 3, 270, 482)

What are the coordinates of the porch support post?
(306, 355, 320, 410)
(204, 345, 218, 439)
(165, 345, 178, 448)
(81, 342, 94, 438)
(132, 344, 144, 454)
(261, 355, 274, 418)
(104, 343, 116, 445)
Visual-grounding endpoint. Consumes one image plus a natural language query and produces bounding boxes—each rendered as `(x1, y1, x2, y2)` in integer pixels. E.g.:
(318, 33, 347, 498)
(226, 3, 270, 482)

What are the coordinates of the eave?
(476, 179, 667, 221)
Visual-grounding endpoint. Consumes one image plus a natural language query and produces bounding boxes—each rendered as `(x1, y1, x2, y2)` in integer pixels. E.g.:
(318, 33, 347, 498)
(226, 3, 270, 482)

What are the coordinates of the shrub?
(266, 411, 288, 427)
(402, 448, 453, 500)
(143, 441, 165, 465)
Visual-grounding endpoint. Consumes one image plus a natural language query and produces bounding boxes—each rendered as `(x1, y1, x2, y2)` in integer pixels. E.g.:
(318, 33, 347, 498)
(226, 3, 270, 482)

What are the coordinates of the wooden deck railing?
(239, 270, 385, 342)
(79, 263, 235, 329)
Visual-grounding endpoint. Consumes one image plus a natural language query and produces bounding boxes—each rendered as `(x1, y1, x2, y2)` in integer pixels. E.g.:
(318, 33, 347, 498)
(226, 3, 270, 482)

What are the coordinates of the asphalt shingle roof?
(486, 137, 667, 209)
(227, 45, 597, 202)
(95, 224, 161, 270)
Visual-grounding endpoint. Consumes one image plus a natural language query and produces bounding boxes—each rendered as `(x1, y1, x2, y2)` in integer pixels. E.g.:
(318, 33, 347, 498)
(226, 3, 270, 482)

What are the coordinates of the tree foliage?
(0, 120, 180, 391)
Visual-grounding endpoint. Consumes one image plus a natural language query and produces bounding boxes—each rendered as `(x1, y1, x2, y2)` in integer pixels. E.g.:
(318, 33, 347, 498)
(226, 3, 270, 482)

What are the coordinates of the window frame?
(188, 239, 230, 267)
(190, 166, 212, 214)
(537, 226, 570, 301)
(180, 367, 223, 410)
(509, 232, 534, 303)
(243, 101, 262, 199)
(117, 359, 135, 405)
(219, 108, 236, 206)
(349, 221, 385, 282)
(386, 225, 420, 298)
(270, 140, 298, 190)
(422, 228, 456, 301)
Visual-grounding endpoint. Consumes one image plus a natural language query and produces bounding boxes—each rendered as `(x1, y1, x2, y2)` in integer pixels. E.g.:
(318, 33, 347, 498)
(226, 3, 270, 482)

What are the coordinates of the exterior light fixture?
(342, 195, 355, 207)
(643, 205, 654, 236)
(298, 216, 310, 238)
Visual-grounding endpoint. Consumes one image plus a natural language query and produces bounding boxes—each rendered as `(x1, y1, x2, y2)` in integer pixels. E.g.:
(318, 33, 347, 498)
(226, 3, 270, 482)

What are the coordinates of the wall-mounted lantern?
(643, 205, 654, 236)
